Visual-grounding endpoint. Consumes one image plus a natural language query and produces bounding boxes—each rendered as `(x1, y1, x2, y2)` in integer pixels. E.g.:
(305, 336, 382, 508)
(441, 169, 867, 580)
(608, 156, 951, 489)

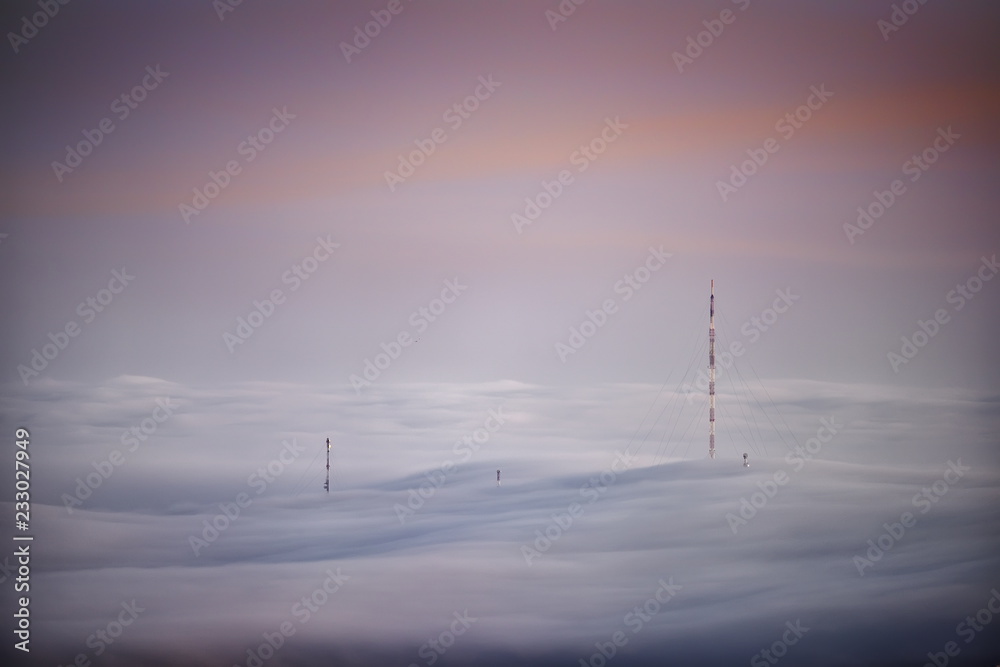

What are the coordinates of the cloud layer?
(2, 377, 998, 665)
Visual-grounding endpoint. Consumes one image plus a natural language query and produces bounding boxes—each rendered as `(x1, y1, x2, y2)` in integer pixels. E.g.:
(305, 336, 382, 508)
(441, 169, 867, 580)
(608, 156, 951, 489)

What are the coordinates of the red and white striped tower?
(709, 280, 716, 460)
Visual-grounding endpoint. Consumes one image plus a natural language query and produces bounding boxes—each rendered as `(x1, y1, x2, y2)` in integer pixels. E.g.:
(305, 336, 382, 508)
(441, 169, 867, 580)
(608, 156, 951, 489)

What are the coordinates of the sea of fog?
(1, 376, 998, 666)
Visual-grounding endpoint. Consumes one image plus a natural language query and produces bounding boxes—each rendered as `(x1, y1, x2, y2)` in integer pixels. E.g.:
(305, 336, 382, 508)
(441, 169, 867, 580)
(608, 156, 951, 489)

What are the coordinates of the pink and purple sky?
(3, 0, 998, 389)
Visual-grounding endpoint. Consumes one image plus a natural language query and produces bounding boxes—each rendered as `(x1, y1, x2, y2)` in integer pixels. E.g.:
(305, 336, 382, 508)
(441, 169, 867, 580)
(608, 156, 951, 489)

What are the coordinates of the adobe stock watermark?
(17, 268, 135, 385)
(555, 245, 672, 363)
(62, 398, 179, 514)
(520, 449, 636, 565)
(716, 84, 833, 202)
(340, 0, 415, 63)
(511, 116, 628, 234)
(349, 277, 467, 394)
(844, 126, 960, 244)
(223, 235, 341, 353)
(188, 438, 306, 556)
(725, 416, 840, 534)
(683, 287, 799, 402)
(233, 567, 350, 667)
(578, 577, 682, 667)
(384, 75, 501, 192)
(877, 0, 932, 41)
(921, 587, 1000, 667)
(852, 459, 970, 576)
(179, 106, 295, 224)
(750, 620, 810, 667)
(56, 600, 145, 667)
(544, 0, 588, 31)
(213, 0, 247, 21)
(394, 406, 506, 523)
(672, 0, 751, 73)
(887, 253, 997, 373)
(407, 610, 477, 667)
(52, 65, 169, 182)
(7, 0, 71, 54)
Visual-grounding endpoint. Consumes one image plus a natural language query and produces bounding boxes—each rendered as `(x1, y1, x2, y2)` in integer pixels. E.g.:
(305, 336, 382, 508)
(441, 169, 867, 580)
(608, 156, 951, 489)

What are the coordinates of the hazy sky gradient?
(2, 0, 999, 390)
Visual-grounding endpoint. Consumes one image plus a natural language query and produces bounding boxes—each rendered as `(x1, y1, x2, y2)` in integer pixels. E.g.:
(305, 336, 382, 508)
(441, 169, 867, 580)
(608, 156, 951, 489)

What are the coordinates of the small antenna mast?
(324, 437, 331, 493)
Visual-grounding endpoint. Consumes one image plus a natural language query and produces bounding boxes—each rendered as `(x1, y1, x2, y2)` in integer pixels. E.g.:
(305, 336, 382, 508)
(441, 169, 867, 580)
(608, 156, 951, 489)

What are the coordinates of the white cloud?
(5, 376, 998, 665)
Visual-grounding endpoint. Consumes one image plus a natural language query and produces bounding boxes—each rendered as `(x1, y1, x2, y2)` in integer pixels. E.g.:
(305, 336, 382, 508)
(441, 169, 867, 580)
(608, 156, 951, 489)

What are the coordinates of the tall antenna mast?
(324, 437, 331, 493)
(709, 280, 716, 460)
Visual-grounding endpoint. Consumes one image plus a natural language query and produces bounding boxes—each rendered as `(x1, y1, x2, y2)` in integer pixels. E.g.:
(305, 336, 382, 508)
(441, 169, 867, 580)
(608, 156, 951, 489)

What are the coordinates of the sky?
(1, 1, 999, 666)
